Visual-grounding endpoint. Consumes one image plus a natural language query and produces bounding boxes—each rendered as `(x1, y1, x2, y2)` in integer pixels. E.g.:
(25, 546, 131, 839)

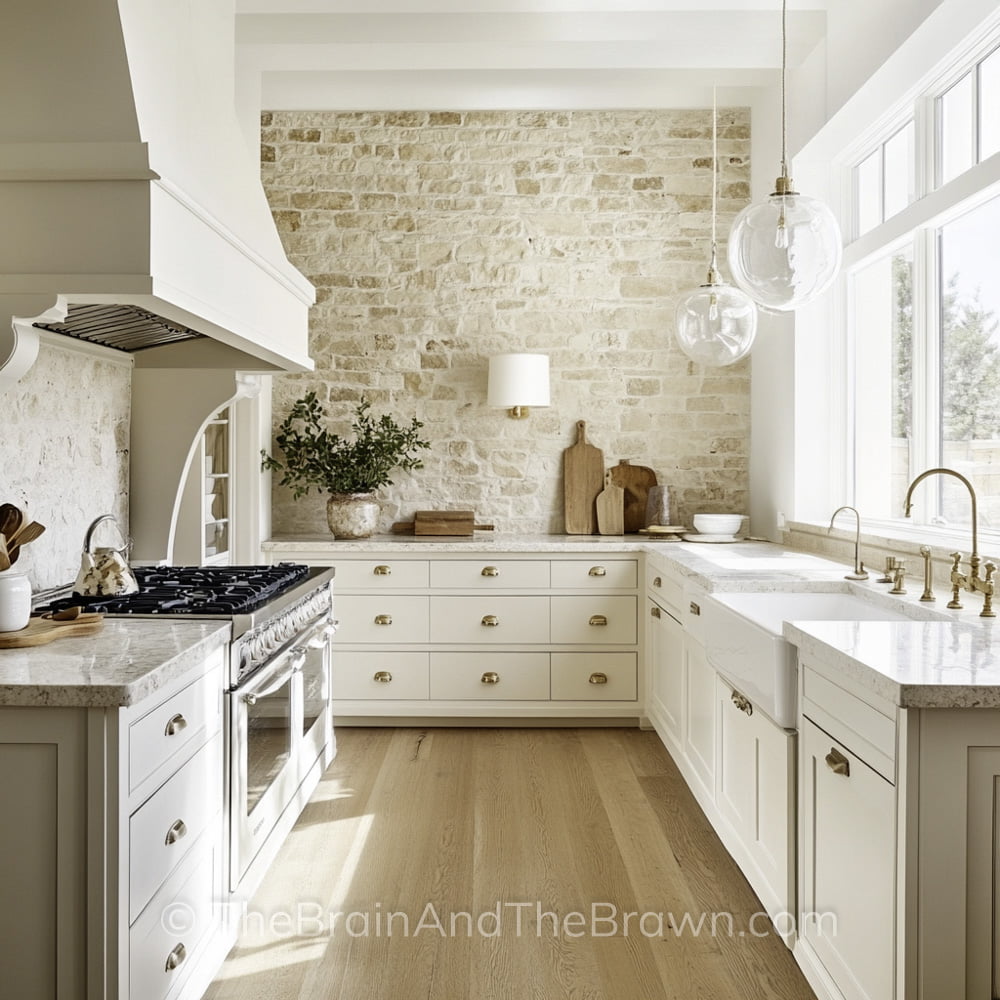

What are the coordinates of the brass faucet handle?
(890, 563, 907, 595)
(950, 552, 964, 573)
(919, 546, 935, 602)
(982, 562, 997, 618)
(877, 556, 898, 584)
(985, 562, 997, 584)
(948, 552, 965, 609)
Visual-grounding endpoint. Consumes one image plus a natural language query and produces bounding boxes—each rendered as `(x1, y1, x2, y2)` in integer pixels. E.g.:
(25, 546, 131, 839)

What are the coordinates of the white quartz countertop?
(0, 619, 230, 708)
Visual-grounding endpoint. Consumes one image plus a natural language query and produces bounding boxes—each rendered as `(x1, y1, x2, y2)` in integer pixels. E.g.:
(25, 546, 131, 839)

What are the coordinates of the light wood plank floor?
(205, 728, 816, 1000)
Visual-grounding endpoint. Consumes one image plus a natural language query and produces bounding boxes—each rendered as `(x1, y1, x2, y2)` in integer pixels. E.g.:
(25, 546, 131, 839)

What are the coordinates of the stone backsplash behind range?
(261, 109, 751, 534)
(1, 342, 130, 591)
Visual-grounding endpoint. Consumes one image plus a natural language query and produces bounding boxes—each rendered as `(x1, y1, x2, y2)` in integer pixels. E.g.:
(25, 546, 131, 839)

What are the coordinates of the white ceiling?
(235, 0, 829, 109)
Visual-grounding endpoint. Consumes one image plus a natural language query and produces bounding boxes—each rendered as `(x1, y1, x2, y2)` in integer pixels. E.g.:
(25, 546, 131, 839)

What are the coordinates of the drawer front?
(129, 656, 223, 797)
(550, 596, 637, 644)
(334, 652, 430, 700)
(646, 563, 685, 616)
(130, 837, 219, 1000)
(430, 596, 549, 644)
(335, 559, 429, 590)
(551, 653, 637, 701)
(335, 595, 429, 643)
(129, 734, 223, 922)
(429, 559, 550, 589)
(429, 652, 550, 700)
(551, 559, 637, 590)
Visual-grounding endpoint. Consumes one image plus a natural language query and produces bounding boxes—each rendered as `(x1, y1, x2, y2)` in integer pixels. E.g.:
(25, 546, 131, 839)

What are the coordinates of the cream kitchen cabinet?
(266, 547, 641, 723)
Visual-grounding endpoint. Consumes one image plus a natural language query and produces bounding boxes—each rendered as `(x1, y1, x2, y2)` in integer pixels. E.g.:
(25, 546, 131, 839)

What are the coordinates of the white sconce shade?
(488, 353, 550, 418)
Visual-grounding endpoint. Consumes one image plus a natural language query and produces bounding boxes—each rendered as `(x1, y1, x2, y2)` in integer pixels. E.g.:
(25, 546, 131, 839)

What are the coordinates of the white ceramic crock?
(0, 569, 31, 632)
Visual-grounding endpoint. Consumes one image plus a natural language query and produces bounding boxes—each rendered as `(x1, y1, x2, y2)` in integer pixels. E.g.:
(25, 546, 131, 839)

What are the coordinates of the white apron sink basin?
(701, 590, 921, 728)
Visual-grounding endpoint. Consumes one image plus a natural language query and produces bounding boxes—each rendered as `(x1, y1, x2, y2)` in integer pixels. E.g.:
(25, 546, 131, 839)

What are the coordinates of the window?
(937, 44, 1000, 186)
(854, 122, 915, 237)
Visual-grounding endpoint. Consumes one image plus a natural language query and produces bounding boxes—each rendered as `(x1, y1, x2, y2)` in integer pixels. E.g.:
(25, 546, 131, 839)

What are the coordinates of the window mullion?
(911, 226, 941, 516)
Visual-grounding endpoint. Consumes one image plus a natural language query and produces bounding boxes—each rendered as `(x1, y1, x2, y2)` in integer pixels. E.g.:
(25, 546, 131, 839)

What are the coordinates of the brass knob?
(373, 671, 393, 683)
(481, 615, 499, 627)
(589, 614, 608, 627)
(650, 605, 661, 619)
(481, 566, 499, 577)
(589, 672, 608, 685)
(373, 565, 391, 576)
(825, 748, 850, 777)
(689, 601, 701, 616)
(374, 614, 393, 626)
(481, 671, 500, 685)
(589, 566, 607, 577)
(730, 690, 753, 716)
(653, 576, 662, 587)
(164, 713, 187, 737)
(164, 819, 188, 846)
(165, 942, 187, 972)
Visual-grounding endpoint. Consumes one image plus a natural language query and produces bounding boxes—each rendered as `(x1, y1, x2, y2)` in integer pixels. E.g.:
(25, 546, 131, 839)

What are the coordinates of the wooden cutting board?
(595, 472, 625, 536)
(0, 615, 104, 648)
(563, 420, 604, 534)
(609, 459, 658, 534)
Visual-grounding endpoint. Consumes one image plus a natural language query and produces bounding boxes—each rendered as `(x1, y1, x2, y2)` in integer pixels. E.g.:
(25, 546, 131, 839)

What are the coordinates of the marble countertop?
(0, 620, 230, 708)
(264, 531, 652, 553)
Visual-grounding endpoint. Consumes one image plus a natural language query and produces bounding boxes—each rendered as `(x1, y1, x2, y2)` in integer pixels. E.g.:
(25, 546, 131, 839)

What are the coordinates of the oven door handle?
(242, 651, 307, 706)
(300, 618, 338, 650)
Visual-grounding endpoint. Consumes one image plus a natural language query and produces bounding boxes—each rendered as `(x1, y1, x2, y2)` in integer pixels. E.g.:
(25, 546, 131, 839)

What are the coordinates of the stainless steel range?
(37, 562, 338, 894)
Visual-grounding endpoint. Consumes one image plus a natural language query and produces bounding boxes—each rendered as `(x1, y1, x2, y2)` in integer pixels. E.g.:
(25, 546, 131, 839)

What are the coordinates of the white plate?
(682, 533, 741, 544)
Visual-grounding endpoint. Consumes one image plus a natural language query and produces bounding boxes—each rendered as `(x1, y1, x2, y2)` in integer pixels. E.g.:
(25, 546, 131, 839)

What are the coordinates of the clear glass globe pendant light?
(674, 89, 758, 367)
(727, 0, 842, 311)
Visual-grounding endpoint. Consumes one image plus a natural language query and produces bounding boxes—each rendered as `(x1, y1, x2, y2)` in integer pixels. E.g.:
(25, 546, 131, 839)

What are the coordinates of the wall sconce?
(487, 353, 550, 419)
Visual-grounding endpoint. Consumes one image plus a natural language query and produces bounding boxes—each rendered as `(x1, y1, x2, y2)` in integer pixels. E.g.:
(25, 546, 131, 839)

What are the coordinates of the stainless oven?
(229, 612, 336, 890)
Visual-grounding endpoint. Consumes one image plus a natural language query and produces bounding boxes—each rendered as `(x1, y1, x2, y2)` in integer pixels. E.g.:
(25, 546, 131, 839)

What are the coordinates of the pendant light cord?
(780, 0, 788, 180)
(709, 85, 718, 274)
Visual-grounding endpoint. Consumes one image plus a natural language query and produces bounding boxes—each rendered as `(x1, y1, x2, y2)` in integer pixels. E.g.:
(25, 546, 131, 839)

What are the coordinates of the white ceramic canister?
(0, 569, 31, 632)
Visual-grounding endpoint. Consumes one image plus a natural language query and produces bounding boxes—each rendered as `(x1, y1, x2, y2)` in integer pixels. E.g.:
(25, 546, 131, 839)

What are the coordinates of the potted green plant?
(262, 392, 431, 538)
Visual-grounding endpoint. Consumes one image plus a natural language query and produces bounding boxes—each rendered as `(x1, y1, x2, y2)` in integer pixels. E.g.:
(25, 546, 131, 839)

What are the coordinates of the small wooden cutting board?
(609, 459, 658, 534)
(595, 472, 625, 536)
(0, 615, 104, 648)
(563, 420, 604, 534)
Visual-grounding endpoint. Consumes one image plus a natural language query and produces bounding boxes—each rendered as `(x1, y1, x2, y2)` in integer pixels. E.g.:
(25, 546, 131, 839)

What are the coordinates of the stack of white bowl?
(690, 513, 744, 541)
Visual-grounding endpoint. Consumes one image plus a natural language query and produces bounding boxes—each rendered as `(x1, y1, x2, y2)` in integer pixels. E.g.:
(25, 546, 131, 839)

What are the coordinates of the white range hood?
(0, 0, 315, 391)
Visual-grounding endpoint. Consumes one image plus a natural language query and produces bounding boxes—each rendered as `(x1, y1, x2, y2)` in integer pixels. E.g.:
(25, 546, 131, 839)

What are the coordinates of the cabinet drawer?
(335, 559, 429, 589)
(646, 563, 685, 616)
(129, 733, 222, 922)
(335, 595, 429, 643)
(430, 596, 549, 644)
(334, 652, 430, 700)
(550, 596, 637, 644)
(551, 653, 637, 701)
(551, 559, 637, 589)
(429, 559, 549, 589)
(130, 836, 220, 1000)
(129, 656, 223, 797)
(429, 652, 550, 700)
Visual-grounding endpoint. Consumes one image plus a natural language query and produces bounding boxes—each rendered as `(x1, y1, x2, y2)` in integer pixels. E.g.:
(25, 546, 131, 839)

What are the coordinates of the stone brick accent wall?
(261, 109, 751, 535)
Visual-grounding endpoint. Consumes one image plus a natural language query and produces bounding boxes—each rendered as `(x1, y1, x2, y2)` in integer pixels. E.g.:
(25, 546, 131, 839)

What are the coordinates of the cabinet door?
(801, 717, 895, 1000)
(684, 637, 716, 799)
(647, 601, 684, 751)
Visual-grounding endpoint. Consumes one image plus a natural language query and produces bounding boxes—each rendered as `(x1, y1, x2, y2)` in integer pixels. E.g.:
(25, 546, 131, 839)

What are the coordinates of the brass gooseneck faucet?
(827, 505, 868, 580)
(903, 467, 995, 617)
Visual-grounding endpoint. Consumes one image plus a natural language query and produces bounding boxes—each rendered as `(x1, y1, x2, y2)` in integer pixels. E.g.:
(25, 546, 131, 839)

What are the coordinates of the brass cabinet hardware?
(164, 819, 188, 846)
(589, 614, 608, 627)
(374, 614, 393, 626)
(588, 566, 607, 577)
(650, 605, 661, 619)
(481, 566, 499, 577)
(589, 672, 609, 685)
(653, 576, 662, 587)
(730, 690, 753, 716)
(373, 671, 393, 683)
(165, 942, 187, 972)
(373, 565, 391, 576)
(481, 671, 500, 685)
(164, 713, 187, 737)
(825, 748, 851, 776)
(689, 601, 701, 616)
(481, 615, 499, 627)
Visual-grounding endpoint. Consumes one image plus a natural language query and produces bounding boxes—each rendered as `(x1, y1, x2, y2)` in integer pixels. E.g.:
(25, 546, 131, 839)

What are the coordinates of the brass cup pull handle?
(374, 614, 393, 626)
(589, 566, 607, 577)
(589, 614, 608, 627)
(165, 942, 187, 972)
(481, 671, 500, 685)
(589, 672, 608, 685)
(730, 691, 753, 716)
(650, 605, 661, 619)
(373, 671, 393, 683)
(164, 713, 188, 737)
(373, 565, 391, 576)
(164, 819, 188, 846)
(825, 748, 851, 777)
(481, 566, 499, 577)
(481, 615, 500, 627)
(689, 601, 701, 616)
(653, 576, 662, 587)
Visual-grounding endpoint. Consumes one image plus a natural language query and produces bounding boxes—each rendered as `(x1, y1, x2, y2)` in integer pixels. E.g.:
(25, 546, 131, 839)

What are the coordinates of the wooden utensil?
(0, 503, 24, 541)
(608, 460, 658, 534)
(0, 535, 9, 571)
(6, 520, 45, 562)
(0, 615, 104, 648)
(563, 420, 604, 534)
(595, 471, 625, 536)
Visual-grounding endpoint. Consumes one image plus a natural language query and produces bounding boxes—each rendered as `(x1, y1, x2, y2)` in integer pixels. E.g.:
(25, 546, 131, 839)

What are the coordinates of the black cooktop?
(36, 563, 312, 617)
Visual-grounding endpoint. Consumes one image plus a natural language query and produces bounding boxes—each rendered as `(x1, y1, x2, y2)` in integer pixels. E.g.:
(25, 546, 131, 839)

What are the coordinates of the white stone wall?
(1, 341, 130, 590)
(261, 109, 751, 534)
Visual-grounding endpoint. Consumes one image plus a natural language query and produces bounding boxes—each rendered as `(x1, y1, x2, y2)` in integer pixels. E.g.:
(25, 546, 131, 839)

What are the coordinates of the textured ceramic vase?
(0, 570, 31, 632)
(326, 493, 381, 539)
